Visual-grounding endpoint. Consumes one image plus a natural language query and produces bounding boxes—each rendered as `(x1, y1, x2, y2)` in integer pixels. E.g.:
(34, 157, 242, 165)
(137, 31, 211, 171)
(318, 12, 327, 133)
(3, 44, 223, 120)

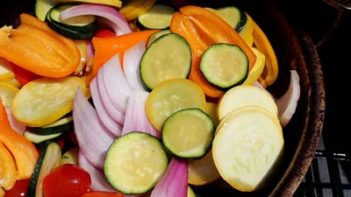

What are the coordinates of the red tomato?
(82, 192, 124, 197)
(4, 179, 29, 197)
(43, 164, 91, 197)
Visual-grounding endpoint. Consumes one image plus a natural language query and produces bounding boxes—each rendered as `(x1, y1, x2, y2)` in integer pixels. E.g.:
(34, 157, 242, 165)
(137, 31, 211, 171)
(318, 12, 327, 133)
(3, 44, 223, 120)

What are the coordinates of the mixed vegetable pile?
(0, 0, 302, 196)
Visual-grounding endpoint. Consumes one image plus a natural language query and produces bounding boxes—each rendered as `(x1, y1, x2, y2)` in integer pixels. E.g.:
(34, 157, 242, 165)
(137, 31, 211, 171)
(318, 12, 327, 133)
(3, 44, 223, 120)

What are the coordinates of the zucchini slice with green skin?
(27, 142, 62, 197)
(137, 4, 175, 29)
(104, 132, 168, 194)
(200, 43, 248, 89)
(162, 108, 215, 158)
(35, 0, 55, 21)
(28, 116, 73, 135)
(140, 33, 192, 90)
(24, 131, 63, 144)
(46, 4, 97, 39)
(215, 6, 247, 32)
(147, 29, 171, 47)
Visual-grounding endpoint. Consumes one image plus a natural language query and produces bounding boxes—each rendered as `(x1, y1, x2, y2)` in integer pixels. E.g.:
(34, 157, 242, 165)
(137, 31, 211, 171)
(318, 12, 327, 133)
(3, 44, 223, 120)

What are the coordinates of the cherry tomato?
(82, 192, 124, 197)
(43, 164, 91, 197)
(4, 179, 29, 197)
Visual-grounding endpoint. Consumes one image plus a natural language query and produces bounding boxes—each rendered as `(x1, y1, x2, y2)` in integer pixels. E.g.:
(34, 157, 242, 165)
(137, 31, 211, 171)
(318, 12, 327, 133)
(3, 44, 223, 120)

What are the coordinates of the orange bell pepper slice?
(0, 142, 16, 190)
(180, 6, 256, 70)
(87, 30, 159, 82)
(171, 13, 224, 98)
(0, 99, 39, 180)
(0, 14, 80, 78)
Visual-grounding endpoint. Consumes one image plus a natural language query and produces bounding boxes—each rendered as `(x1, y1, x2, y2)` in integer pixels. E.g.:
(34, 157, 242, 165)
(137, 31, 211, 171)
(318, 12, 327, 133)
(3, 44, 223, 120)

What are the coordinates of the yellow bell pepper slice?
(12, 76, 86, 127)
(243, 48, 266, 85)
(0, 142, 17, 191)
(0, 82, 19, 108)
(120, 0, 156, 21)
(239, 13, 254, 47)
(252, 20, 279, 86)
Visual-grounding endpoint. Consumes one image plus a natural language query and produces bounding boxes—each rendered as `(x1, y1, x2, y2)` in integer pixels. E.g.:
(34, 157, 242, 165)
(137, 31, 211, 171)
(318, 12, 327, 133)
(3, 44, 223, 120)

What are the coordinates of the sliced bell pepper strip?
(0, 100, 39, 180)
(239, 13, 254, 47)
(0, 14, 80, 78)
(170, 12, 224, 98)
(0, 58, 15, 82)
(252, 20, 279, 86)
(12, 64, 40, 86)
(0, 141, 17, 190)
(179, 6, 256, 70)
(120, 0, 156, 21)
(87, 30, 158, 82)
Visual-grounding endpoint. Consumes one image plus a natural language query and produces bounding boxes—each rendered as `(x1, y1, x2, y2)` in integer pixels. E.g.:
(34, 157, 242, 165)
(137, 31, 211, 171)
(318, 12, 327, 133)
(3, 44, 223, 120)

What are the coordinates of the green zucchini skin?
(28, 117, 73, 135)
(104, 132, 168, 194)
(140, 33, 192, 90)
(45, 4, 98, 39)
(162, 108, 215, 159)
(200, 43, 249, 89)
(27, 142, 62, 197)
(215, 6, 247, 32)
(137, 4, 175, 30)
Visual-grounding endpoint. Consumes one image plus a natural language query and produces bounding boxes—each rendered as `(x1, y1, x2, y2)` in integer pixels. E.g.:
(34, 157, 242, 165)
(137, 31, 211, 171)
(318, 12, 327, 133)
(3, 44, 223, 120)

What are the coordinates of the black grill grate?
(295, 139, 351, 197)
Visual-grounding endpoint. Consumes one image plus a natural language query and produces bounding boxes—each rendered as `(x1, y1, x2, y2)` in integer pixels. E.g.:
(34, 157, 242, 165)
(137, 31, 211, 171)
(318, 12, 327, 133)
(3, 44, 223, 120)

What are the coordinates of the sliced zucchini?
(28, 116, 73, 135)
(217, 85, 278, 120)
(137, 4, 175, 29)
(162, 108, 214, 158)
(200, 43, 248, 89)
(12, 76, 86, 127)
(212, 108, 284, 192)
(146, 79, 207, 131)
(104, 132, 168, 194)
(27, 142, 62, 197)
(188, 150, 220, 185)
(35, 0, 55, 21)
(147, 29, 171, 47)
(46, 4, 97, 39)
(140, 33, 192, 90)
(24, 131, 62, 144)
(215, 7, 247, 32)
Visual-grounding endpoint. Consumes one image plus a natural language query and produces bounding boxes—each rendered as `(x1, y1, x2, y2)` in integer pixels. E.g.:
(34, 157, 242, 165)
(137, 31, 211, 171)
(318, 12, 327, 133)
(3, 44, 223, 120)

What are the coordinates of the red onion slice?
(123, 42, 146, 91)
(5, 107, 25, 134)
(276, 70, 301, 127)
(90, 78, 122, 137)
(122, 91, 160, 138)
(60, 4, 131, 35)
(101, 53, 131, 113)
(96, 69, 125, 125)
(73, 89, 114, 169)
(78, 151, 115, 192)
(151, 158, 188, 197)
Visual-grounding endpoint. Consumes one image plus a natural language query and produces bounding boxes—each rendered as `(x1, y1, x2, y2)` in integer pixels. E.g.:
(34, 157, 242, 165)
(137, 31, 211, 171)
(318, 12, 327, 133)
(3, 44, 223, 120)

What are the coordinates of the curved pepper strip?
(239, 13, 254, 47)
(170, 6, 256, 98)
(252, 20, 279, 87)
(120, 0, 156, 21)
(180, 6, 256, 70)
(88, 30, 158, 82)
(0, 141, 16, 190)
(171, 12, 224, 98)
(0, 14, 80, 78)
(0, 99, 39, 180)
